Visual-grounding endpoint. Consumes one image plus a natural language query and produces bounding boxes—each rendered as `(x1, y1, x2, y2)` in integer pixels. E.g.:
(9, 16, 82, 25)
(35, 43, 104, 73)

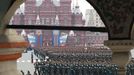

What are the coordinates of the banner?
(40, 34, 43, 47)
(52, 30, 60, 47)
(59, 34, 68, 45)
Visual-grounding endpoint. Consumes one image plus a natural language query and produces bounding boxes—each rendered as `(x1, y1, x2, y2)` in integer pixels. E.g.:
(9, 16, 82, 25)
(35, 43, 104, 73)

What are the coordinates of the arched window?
(64, 18, 67, 26)
(46, 18, 49, 24)
(41, 18, 44, 25)
(51, 18, 54, 25)
(28, 18, 32, 25)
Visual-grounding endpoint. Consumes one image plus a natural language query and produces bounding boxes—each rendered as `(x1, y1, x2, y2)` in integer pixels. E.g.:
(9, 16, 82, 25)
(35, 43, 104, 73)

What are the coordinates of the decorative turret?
(36, 15, 41, 25)
(55, 15, 59, 25)
(14, 6, 23, 15)
(12, 7, 24, 25)
(69, 30, 75, 36)
(21, 30, 27, 37)
(72, 0, 75, 13)
(73, 0, 81, 14)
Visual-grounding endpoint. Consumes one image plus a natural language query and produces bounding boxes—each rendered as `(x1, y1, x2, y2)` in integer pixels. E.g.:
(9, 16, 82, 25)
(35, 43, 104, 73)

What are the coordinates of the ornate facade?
(13, 0, 84, 26)
(12, 0, 85, 47)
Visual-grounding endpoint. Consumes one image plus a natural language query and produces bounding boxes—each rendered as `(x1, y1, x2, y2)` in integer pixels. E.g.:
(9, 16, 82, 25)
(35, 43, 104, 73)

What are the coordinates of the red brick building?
(13, 0, 84, 26)
(12, 0, 85, 47)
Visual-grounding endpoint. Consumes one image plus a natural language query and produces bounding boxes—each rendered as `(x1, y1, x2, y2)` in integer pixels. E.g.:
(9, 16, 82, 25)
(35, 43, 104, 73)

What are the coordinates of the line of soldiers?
(34, 61, 119, 75)
(48, 52, 112, 64)
(33, 46, 112, 63)
(33, 46, 117, 75)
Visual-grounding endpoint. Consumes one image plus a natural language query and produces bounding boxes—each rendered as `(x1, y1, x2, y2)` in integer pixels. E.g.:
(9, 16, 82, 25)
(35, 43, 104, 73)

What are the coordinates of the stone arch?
(0, 0, 24, 34)
(86, 0, 134, 40)
(86, 0, 110, 38)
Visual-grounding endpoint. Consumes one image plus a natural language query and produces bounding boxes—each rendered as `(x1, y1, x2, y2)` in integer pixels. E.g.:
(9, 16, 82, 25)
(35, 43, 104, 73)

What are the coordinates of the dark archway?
(86, 0, 134, 40)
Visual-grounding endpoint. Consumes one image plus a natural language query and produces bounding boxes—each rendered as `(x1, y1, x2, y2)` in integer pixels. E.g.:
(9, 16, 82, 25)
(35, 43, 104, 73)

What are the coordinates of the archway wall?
(86, 0, 134, 40)
(0, 0, 24, 34)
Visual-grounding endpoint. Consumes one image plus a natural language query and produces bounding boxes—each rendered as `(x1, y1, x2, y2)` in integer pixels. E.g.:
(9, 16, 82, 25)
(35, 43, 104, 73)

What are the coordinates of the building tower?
(72, 0, 83, 26)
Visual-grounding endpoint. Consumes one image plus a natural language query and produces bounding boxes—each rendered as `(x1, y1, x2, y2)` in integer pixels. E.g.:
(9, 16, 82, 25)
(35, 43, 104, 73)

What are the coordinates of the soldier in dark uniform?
(107, 65, 113, 75)
(66, 64, 70, 75)
(64, 64, 68, 75)
(131, 64, 134, 75)
(83, 64, 88, 75)
(112, 64, 118, 75)
(129, 64, 133, 75)
(44, 63, 50, 75)
(126, 65, 129, 75)
(56, 64, 61, 75)
(74, 64, 79, 75)
(26, 71, 31, 75)
(50, 64, 55, 75)
(97, 64, 102, 75)
(87, 64, 91, 75)
(33, 71, 38, 75)
(78, 64, 82, 75)
(20, 70, 24, 75)
(67, 64, 75, 75)
(59, 64, 63, 75)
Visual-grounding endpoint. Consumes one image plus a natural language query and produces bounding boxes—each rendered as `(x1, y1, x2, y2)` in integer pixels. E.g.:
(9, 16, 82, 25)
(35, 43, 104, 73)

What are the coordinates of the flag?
(60, 34, 68, 43)
(40, 34, 43, 47)
(58, 32, 61, 46)
(59, 34, 68, 46)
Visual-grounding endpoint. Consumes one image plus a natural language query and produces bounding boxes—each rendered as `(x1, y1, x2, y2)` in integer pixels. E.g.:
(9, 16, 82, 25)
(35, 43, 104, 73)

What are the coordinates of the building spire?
(55, 15, 59, 25)
(16, 6, 22, 14)
(18, 7, 22, 14)
(36, 15, 41, 24)
(74, 0, 81, 14)
(21, 30, 26, 36)
(72, 0, 75, 13)
(76, 0, 79, 7)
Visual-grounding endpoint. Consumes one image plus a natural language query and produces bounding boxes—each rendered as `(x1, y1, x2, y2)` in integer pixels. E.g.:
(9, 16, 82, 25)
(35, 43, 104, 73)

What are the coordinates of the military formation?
(34, 46, 112, 63)
(33, 46, 119, 75)
(34, 62, 118, 75)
